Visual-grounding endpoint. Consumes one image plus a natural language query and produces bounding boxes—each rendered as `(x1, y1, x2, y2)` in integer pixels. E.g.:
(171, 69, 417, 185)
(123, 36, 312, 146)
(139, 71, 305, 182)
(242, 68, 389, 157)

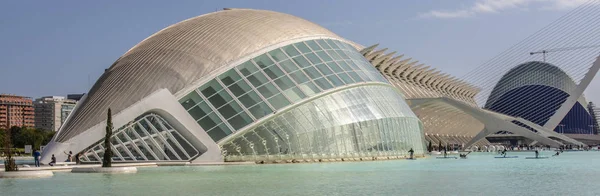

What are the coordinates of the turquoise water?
(2, 151, 600, 195)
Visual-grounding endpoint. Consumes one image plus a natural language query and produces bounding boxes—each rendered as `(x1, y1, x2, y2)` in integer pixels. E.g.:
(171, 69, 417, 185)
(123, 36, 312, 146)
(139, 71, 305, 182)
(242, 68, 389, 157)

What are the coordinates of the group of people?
(32, 150, 81, 167)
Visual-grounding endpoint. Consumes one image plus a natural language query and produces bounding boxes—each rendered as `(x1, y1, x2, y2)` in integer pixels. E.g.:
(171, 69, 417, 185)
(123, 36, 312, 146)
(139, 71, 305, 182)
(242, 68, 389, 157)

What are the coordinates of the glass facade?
(221, 86, 425, 161)
(179, 39, 389, 143)
(80, 113, 200, 163)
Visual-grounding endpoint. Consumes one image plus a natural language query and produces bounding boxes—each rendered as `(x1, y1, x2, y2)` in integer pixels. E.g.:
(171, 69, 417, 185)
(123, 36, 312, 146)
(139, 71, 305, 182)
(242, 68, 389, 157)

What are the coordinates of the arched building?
(42, 9, 426, 164)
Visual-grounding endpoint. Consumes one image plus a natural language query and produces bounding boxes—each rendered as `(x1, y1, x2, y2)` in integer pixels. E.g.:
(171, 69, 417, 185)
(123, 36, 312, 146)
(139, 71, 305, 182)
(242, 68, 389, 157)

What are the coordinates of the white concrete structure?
(42, 9, 426, 164)
(362, 44, 599, 148)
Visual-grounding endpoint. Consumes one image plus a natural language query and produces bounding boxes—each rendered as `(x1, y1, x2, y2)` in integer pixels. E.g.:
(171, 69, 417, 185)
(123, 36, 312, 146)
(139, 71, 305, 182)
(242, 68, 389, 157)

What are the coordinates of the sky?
(0, 0, 598, 104)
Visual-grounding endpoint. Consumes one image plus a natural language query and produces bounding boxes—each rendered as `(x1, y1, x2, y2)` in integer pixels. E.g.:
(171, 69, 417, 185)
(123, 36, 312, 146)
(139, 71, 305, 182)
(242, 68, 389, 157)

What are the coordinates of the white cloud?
(419, 0, 595, 19)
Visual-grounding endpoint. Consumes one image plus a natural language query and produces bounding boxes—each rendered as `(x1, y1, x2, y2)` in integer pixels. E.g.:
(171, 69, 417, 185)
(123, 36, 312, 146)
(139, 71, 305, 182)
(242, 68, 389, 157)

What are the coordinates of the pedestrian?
(33, 150, 41, 167)
(49, 154, 57, 166)
(64, 151, 73, 162)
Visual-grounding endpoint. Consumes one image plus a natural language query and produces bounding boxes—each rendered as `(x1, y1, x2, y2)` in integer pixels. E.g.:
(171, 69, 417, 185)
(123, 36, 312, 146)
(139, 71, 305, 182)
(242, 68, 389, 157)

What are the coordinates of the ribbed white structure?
(55, 9, 348, 142)
(361, 45, 491, 147)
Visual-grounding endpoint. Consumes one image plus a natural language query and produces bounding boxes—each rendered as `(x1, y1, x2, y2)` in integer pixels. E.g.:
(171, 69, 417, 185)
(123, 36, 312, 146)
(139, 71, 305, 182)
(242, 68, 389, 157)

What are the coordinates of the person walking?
(408, 148, 414, 159)
(33, 150, 41, 167)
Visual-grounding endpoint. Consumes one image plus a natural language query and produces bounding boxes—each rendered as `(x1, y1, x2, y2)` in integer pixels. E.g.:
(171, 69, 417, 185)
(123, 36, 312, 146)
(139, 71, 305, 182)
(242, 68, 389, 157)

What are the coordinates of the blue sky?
(1, 0, 598, 104)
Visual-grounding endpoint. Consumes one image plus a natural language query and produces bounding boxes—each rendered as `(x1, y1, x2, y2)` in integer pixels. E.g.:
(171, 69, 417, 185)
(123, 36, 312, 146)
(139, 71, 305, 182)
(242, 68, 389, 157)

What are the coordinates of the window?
(237, 61, 259, 76)
(268, 49, 288, 62)
(238, 91, 262, 108)
(199, 80, 223, 97)
(257, 83, 279, 98)
(294, 42, 311, 54)
(219, 69, 242, 86)
(305, 40, 322, 51)
(268, 94, 291, 110)
(249, 102, 273, 119)
(316, 39, 332, 50)
(305, 53, 322, 64)
(253, 54, 274, 68)
(228, 80, 252, 97)
(179, 92, 202, 110)
(279, 59, 298, 73)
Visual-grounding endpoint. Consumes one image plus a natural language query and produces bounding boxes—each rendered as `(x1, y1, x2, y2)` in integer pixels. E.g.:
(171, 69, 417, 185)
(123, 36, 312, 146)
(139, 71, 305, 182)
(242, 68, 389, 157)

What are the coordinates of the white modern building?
(34, 96, 77, 132)
(42, 9, 426, 164)
(362, 45, 599, 149)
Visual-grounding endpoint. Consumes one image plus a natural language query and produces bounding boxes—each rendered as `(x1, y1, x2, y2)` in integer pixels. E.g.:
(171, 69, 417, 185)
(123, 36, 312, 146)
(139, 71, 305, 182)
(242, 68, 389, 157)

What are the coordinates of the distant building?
(34, 96, 77, 132)
(0, 94, 35, 129)
(67, 93, 85, 101)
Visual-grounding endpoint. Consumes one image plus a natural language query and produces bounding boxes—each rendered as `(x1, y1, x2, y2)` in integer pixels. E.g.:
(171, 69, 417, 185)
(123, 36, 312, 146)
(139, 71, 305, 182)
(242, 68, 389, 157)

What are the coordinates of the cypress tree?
(102, 108, 113, 167)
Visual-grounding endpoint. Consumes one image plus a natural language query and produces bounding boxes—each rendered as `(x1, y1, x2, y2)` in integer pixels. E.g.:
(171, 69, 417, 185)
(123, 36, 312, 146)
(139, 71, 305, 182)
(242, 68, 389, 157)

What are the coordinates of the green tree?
(427, 141, 433, 152)
(102, 108, 113, 168)
(4, 128, 18, 171)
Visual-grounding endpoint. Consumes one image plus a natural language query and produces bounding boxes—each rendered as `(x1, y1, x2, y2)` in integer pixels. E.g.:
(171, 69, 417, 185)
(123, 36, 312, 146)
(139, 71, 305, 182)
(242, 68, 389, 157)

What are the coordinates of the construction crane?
(529, 44, 600, 62)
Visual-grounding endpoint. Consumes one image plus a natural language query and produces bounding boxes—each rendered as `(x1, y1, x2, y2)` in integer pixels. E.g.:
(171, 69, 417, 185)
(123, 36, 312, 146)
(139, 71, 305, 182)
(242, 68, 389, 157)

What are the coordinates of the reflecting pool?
(2, 151, 600, 195)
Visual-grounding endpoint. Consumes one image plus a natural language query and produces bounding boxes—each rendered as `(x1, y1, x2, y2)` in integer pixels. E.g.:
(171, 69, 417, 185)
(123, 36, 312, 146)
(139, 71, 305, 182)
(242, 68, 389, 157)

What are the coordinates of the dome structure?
(485, 61, 595, 134)
(43, 9, 425, 164)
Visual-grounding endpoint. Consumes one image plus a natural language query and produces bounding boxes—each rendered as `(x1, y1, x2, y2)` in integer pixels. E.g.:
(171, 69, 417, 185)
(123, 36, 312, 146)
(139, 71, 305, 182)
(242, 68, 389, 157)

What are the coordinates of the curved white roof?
(56, 9, 347, 142)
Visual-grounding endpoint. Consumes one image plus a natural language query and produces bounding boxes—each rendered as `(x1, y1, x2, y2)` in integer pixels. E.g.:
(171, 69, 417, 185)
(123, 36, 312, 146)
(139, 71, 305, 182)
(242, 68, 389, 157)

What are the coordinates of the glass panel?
(349, 72, 364, 82)
(179, 92, 202, 110)
(279, 59, 298, 73)
(305, 40, 322, 51)
(207, 90, 233, 109)
(282, 45, 301, 57)
(292, 56, 310, 68)
(268, 94, 291, 110)
(273, 76, 295, 91)
(327, 49, 342, 60)
(218, 101, 244, 119)
(253, 54, 274, 68)
(294, 42, 311, 54)
(327, 75, 344, 87)
(228, 112, 253, 130)
(337, 73, 355, 84)
(325, 39, 339, 49)
(228, 80, 252, 97)
(237, 61, 259, 76)
(263, 65, 285, 80)
(316, 51, 333, 62)
(249, 102, 273, 119)
(283, 87, 306, 103)
(305, 53, 322, 64)
(207, 124, 232, 142)
(337, 60, 352, 71)
(247, 71, 269, 87)
(316, 63, 333, 75)
(298, 82, 321, 96)
(268, 49, 288, 62)
(189, 105, 209, 120)
(219, 69, 242, 86)
(315, 78, 333, 90)
(238, 91, 262, 108)
(303, 67, 322, 79)
(317, 40, 332, 50)
(199, 79, 223, 98)
(335, 50, 350, 60)
(327, 62, 343, 73)
(289, 70, 310, 84)
(198, 112, 222, 130)
(257, 83, 279, 98)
